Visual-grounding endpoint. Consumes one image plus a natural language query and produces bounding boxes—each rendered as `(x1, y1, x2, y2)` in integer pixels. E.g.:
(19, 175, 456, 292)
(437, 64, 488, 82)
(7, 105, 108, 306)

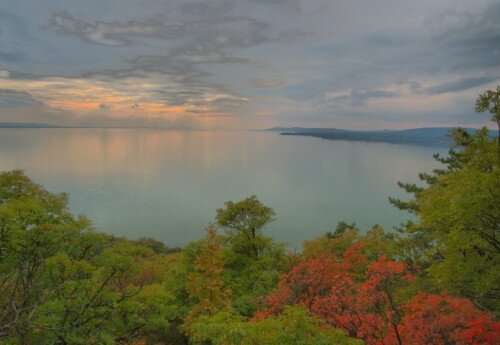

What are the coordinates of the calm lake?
(0, 129, 446, 249)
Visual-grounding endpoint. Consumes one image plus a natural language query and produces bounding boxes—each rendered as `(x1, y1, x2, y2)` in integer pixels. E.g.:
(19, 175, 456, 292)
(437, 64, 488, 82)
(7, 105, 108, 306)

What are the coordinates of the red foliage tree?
(257, 243, 499, 345)
(257, 243, 411, 344)
(400, 292, 500, 345)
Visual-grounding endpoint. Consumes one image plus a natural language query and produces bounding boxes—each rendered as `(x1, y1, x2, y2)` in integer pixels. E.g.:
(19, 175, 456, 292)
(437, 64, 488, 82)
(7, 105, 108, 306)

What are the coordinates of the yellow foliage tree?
(184, 224, 232, 329)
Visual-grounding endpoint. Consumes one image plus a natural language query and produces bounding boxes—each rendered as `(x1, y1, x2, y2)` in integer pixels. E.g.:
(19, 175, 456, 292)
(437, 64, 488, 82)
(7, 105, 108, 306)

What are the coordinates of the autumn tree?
(303, 222, 399, 261)
(400, 292, 499, 345)
(259, 240, 500, 345)
(258, 243, 412, 345)
(184, 224, 231, 329)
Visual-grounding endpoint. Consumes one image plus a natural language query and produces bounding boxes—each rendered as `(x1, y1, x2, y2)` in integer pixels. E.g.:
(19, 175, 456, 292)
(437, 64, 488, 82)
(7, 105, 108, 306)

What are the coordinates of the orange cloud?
(0, 72, 245, 125)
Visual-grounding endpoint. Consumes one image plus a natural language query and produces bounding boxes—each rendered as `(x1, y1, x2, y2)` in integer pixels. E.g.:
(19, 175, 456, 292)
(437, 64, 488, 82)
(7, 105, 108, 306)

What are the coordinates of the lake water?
(0, 129, 446, 249)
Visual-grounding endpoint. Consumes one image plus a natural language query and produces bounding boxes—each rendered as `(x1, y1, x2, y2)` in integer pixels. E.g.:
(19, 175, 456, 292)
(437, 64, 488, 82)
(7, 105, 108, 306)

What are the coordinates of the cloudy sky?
(0, 0, 499, 129)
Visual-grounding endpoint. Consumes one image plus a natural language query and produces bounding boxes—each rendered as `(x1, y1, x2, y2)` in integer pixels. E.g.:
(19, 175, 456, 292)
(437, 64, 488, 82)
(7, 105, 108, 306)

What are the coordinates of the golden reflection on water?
(0, 128, 445, 247)
(0, 129, 250, 179)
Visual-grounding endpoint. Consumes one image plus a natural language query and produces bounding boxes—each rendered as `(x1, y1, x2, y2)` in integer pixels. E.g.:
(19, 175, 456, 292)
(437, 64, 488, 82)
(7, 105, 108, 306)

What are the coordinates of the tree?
(389, 90, 500, 312)
(133, 237, 181, 254)
(302, 227, 358, 259)
(0, 170, 179, 344)
(390, 127, 499, 312)
(216, 196, 275, 258)
(475, 86, 500, 137)
(400, 292, 500, 345)
(187, 306, 362, 345)
(259, 241, 499, 345)
(303, 223, 399, 261)
(215, 197, 290, 316)
(184, 225, 231, 328)
(35, 242, 158, 344)
(258, 243, 412, 345)
(420, 130, 499, 309)
(0, 170, 95, 342)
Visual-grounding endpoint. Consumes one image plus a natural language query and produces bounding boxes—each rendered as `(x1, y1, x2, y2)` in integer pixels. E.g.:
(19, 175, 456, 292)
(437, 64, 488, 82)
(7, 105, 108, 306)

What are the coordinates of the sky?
(0, 0, 499, 130)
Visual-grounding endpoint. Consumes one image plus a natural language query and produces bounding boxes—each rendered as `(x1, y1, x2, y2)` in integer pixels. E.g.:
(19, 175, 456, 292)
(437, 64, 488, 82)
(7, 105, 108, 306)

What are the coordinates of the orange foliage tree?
(257, 243, 499, 345)
(185, 224, 231, 323)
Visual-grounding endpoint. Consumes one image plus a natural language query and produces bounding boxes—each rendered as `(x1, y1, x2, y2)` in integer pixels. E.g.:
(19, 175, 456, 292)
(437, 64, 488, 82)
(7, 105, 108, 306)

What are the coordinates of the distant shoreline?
(280, 132, 449, 147)
(0, 123, 483, 148)
(266, 126, 483, 147)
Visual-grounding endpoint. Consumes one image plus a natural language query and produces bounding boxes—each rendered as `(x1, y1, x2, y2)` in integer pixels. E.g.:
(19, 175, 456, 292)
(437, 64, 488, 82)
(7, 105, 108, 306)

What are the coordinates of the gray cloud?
(99, 102, 112, 110)
(330, 89, 398, 106)
(351, 89, 397, 104)
(425, 76, 498, 95)
(49, 9, 301, 49)
(50, 11, 166, 46)
(248, 0, 302, 13)
(427, 2, 500, 72)
(0, 89, 41, 107)
(0, 51, 25, 63)
(248, 78, 286, 88)
(127, 50, 250, 76)
(124, 53, 249, 111)
(42, 2, 307, 119)
(1, 0, 498, 129)
(181, 1, 235, 17)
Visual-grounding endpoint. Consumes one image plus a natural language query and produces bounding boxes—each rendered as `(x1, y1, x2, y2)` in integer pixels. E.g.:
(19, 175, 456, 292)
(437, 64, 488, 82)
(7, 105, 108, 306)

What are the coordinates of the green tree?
(0, 170, 179, 344)
(133, 237, 180, 255)
(418, 129, 499, 310)
(187, 306, 362, 345)
(390, 91, 500, 312)
(0, 170, 95, 342)
(475, 85, 500, 137)
(216, 195, 275, 258)
(215, 197, 288, 316)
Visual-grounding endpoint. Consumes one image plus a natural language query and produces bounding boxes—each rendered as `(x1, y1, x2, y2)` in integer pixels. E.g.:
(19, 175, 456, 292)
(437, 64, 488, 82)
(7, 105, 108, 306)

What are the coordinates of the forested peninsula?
(269, 127, 467, 147)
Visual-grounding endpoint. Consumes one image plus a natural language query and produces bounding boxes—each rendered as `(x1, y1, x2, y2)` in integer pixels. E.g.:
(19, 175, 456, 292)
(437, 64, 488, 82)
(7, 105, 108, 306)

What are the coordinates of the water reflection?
(0, 129, 445, 248)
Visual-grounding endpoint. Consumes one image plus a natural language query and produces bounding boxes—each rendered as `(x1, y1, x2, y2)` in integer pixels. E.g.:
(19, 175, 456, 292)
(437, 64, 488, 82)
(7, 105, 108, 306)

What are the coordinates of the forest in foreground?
(0, 91, 499, 344)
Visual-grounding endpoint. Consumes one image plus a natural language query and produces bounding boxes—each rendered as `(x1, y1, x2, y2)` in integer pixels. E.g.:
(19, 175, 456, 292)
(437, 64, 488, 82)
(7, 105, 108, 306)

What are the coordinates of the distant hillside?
(267, 127, 477, 147)
(0, 122, 62, 128)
